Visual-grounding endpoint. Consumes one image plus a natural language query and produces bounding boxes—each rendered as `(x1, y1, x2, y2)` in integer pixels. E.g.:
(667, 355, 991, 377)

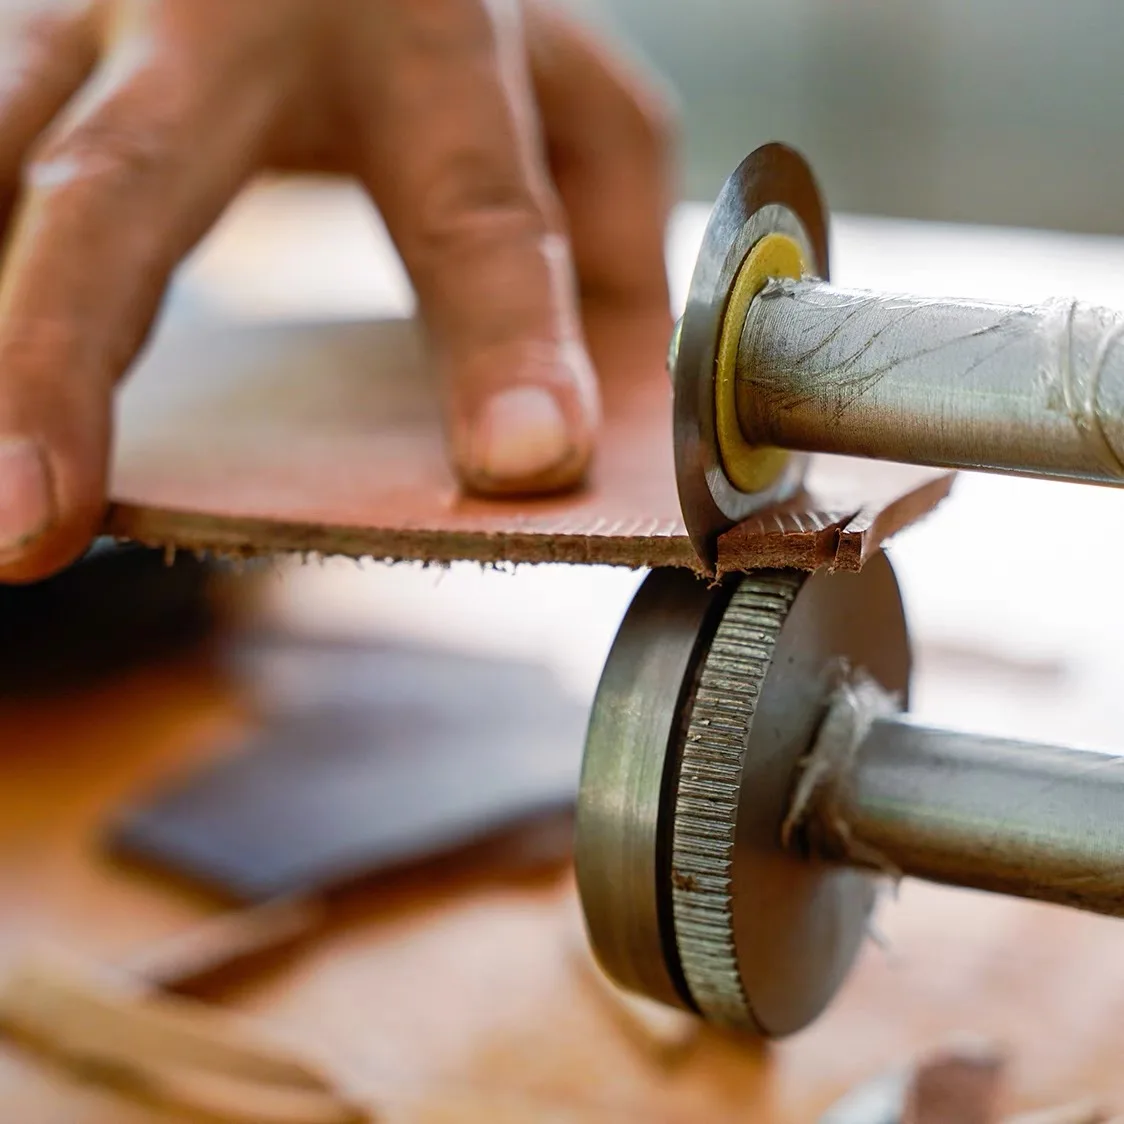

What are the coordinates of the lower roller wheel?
(575, 552, 910, 1037)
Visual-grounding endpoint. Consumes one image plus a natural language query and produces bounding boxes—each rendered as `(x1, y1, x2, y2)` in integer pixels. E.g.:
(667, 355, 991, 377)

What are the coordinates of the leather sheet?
(107, 303, 952, 573)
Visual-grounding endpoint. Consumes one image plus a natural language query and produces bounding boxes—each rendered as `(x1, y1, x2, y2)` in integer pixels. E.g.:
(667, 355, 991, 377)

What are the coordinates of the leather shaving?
(0, 946, 370, 1123)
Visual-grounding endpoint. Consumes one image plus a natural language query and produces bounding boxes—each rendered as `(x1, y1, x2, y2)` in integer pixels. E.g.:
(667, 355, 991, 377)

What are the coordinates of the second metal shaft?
(810, 716, 1124, 917)
(737, 279, 1124, 485)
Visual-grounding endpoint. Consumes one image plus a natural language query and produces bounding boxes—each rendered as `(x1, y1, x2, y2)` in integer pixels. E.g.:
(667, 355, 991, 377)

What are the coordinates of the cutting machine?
(575, 143, 1124, 1037)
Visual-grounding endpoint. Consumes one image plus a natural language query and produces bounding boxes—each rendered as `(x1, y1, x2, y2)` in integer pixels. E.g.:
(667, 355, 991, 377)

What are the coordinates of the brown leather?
(3, 653, 1124, 1121)
(106, 305, 952, 572)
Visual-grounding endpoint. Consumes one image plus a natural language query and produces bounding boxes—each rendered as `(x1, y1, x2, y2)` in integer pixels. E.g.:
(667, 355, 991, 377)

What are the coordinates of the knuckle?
(0, 315, 85, 388)
(29, 111, 179, 194)
(413, 152, 555, 253)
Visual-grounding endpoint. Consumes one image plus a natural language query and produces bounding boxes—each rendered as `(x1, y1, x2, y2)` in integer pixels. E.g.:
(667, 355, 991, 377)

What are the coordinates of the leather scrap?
(817, 1038, 1117, 1124)
(718, 455, 954, 576)
(0, 947, 369, 1123)
(817, 1039, 1005, 1124)
(902, 1039, 1006, 1124)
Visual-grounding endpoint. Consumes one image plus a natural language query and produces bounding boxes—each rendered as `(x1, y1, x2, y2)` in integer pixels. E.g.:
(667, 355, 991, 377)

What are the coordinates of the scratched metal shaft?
(737, 279, 1124, 483)
(810, 718, 1124, 917)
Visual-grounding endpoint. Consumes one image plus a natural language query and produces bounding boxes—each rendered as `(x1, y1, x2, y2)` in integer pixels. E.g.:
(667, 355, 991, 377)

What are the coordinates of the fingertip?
(468, 384, 580, 491)
(452, 343, 600, 496)
(0, 433, 104, 584)
(0, 435, 54, 548)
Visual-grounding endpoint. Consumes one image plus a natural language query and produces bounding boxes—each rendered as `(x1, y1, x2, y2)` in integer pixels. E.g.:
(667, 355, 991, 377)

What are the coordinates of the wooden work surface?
(105, 301, 952, 573)
(3, 645, 1124, 1122)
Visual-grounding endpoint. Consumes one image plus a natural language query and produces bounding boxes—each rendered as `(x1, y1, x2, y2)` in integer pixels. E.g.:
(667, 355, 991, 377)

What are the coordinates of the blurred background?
(564, 0, 1124, 236)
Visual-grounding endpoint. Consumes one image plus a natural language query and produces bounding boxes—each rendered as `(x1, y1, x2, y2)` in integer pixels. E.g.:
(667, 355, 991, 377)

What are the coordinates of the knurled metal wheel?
(576, 552, 911, 1037)
(670, 572, 801, 1028)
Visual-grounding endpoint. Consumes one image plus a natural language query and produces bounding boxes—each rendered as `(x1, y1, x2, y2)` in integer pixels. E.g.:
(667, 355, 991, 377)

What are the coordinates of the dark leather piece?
(107, 634, 587, 902)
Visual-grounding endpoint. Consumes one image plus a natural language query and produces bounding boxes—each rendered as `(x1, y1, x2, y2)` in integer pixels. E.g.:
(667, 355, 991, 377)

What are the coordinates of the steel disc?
(673, 142, 830, 567)
(575, 568, 730, 1010)
(576, 552, 910, 1035)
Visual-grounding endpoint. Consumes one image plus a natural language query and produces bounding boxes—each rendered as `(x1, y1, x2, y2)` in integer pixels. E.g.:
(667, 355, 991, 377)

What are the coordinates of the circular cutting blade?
(673, 143, 830, 568)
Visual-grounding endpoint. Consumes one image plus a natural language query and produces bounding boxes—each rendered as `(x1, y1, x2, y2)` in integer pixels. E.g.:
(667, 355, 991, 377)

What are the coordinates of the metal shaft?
(808, 715, 1124, 916)
(737, 279, 1124, 484)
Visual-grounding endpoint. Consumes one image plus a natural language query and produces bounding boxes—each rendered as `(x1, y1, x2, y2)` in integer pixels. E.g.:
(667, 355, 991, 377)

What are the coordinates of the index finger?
(345, 0, 601, 496)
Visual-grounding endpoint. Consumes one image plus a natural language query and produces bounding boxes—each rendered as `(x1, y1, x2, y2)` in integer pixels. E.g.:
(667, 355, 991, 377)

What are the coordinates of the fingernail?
(0, 437, 55, 552)
(471, 386, 572, 484)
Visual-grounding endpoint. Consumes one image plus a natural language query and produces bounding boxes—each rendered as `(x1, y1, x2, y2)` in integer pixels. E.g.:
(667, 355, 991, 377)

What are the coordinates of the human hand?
(0, 0, 673, 581)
